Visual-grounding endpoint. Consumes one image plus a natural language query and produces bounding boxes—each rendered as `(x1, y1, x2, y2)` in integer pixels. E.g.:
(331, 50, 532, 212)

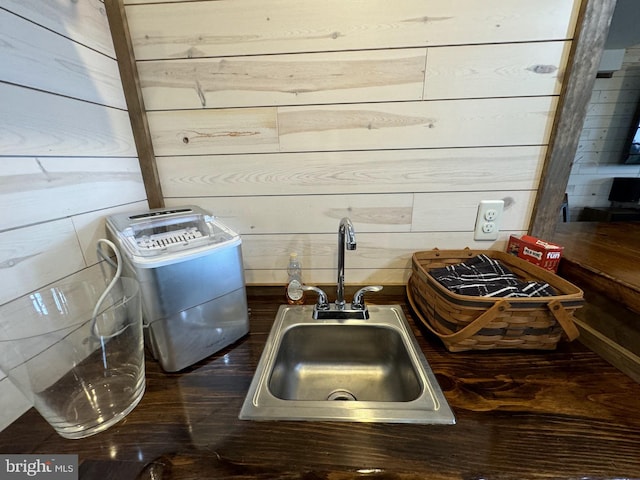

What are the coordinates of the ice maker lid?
(107, 206, 240, 264)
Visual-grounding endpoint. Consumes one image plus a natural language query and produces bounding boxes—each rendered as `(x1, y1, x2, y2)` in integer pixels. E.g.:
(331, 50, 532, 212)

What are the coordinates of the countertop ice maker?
(106, 206, 249, 372)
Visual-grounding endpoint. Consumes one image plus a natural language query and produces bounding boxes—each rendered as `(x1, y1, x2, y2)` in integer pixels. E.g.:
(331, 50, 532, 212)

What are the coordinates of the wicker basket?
(407, 248, 584, 352)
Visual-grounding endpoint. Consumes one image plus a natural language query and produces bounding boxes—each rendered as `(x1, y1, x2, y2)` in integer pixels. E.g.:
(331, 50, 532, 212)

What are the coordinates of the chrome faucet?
(336, 217, 356, 309)
(298, 217, 382, 320)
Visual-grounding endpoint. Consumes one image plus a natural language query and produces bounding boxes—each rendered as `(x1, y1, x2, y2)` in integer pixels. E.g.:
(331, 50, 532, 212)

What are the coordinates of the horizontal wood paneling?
(0, 83, 136, 157)
(149, 97, 557, 156)
(1, 0, 116, 57)
(139, 49, 426, 110)
(0, 380, 31, 432)
(0, 9, 126, 108)
(241, 232, 519, 285)
(165, 190, 531, 236)
(71, 201, 149, 266)
(277, 97, 557, 152)
(0, 219, 85, 305)
(411, 190, 535, 232)
(147, 107, 278, 156)
(167, 194, 415, 235)
(157, 146, 545, 197)
(0, 157, 146, 231)
(125, 0, 579, 59)
(138, 42, 570, 111)
(129, 0, 580, 288)
(424, 41, 570, 100)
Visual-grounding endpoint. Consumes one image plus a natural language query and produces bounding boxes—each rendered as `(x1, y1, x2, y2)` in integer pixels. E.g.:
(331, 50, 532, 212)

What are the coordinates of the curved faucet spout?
(337, 218, 356, 308)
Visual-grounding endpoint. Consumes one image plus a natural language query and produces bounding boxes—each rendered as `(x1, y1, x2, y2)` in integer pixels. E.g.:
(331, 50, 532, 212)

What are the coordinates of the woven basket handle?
(547, 299, 580, 341)
(431, 299, 511, 343)
(407, 285, 510, 343)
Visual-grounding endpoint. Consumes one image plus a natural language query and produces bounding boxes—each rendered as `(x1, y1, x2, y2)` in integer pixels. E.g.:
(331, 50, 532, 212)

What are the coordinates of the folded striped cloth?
(429, 254, 556, 298)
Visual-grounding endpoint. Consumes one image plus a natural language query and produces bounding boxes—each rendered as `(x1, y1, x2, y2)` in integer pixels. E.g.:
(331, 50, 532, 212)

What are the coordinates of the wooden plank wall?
(125, 0, 582, 286)
(0, 1, 147, 430)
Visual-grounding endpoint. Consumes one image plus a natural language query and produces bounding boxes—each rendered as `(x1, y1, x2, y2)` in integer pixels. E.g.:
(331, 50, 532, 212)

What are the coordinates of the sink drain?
(327, 389, 357, 401)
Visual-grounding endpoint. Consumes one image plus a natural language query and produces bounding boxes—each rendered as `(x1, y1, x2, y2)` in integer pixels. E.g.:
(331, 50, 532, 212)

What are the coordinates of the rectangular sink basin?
(239, 305, 455, 424)
(269, 324, 421, 402)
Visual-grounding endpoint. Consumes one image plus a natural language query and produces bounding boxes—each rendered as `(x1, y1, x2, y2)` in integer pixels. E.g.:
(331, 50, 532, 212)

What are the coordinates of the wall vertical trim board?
(104, 0, 164, 209)
(529, 0, 617, 238)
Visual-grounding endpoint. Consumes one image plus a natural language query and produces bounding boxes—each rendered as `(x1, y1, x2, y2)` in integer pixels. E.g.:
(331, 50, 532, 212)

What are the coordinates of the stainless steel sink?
(239, 304, 455, 424)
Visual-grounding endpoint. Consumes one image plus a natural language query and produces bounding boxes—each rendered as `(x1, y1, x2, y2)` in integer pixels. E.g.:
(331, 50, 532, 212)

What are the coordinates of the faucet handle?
(300, 285, 330, 310)
(352, 285, 383, 310)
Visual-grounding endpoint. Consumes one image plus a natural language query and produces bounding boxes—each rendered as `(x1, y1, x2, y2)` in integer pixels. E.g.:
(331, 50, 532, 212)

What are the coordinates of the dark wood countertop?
(1, 291, 640, 479)
(552, 221, 640, 314)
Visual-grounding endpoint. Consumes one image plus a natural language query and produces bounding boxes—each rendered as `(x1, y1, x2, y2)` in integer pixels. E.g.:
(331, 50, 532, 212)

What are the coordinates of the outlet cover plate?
(474, 200, 504, 241)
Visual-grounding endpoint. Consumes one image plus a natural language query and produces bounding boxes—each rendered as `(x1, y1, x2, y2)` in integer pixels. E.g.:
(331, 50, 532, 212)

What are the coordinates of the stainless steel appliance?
(106, 206, 249, 371)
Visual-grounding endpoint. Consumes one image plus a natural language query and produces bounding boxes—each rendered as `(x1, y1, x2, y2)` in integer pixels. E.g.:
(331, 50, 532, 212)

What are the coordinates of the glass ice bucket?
(0, 277, 145, 439)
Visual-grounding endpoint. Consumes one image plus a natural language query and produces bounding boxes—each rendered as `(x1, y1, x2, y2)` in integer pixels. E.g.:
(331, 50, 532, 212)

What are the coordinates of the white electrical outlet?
(474, 200, 504, 241)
